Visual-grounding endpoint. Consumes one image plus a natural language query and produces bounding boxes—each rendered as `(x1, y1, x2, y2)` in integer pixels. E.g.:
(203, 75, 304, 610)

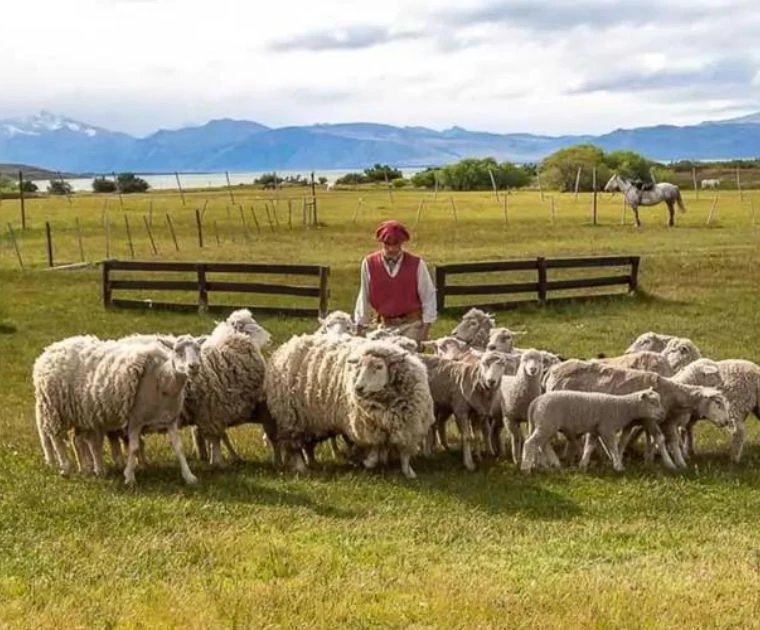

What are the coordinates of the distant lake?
(32, 168, 423, 193)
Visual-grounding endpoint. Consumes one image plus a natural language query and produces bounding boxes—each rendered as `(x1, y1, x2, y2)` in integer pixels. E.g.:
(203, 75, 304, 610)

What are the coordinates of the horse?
(701, 178, 720, 189)
(603, 173, 687, 227)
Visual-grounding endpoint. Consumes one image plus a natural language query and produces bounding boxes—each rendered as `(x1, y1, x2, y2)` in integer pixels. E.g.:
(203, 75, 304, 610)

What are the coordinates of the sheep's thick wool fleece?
(181, 325, 266, 436)
(33, 335, 167, 435)
(265, 334, 434, 450)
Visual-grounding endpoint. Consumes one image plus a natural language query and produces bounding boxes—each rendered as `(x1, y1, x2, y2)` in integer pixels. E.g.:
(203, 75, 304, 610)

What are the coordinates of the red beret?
(375, 220, 410, 245)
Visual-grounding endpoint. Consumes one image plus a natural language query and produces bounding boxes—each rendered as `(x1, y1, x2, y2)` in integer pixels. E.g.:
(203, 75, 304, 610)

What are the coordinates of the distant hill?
(2, 109, 760, 172)
(0, 163, 81, 180)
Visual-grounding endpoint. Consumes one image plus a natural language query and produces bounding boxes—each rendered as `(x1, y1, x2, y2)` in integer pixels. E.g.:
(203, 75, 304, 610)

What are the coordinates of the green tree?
(20, 179, 38, 193)
(47, 180, 73, 195)
(335, 172, 369, 185)
(540, 144, 610, 192)
(410, 167, 440, 188)
(440, 157, 532, 191)
(92, 177, 117, 193)
(363, 164, 402, 182)
(116, 173, 150, 194)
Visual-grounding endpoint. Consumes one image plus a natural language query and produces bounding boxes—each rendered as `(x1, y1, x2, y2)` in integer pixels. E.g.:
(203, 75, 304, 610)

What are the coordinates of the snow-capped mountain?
(0, 110, 103, 138)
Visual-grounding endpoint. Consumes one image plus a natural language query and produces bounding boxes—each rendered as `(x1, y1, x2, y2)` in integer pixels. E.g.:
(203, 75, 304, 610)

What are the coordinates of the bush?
(410, 167, 440, 188)
(391, 177, 408, 188)
(92, 177, 117, 193)
(363, 163, 402, 182)
(440, 157, 532, 191)
(254, 172, 284, 188)
(20, 180, 38, 193)
(335, 172, 369, 186)
(318, 176, 328, 185)
(47, 180, 73, 195)
(116, 173, 150, 194)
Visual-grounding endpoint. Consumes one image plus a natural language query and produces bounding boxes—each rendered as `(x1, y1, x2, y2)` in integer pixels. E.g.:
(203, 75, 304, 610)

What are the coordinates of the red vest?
(367, 251, 422, 319)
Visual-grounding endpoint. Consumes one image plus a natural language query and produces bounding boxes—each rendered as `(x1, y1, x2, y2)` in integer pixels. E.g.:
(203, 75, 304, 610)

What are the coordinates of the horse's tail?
(676, 189, 687, 213)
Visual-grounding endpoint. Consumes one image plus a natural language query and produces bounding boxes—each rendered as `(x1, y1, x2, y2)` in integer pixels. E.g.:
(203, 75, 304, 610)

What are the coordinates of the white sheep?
(33, 334, 200, 484)
(420, 336, 483, 363)
(265, 335, 434, 478)
(662, 337, 701, 372)
(596, 351, 674, 376)
(316, 310, 357, 336)
(451, 308, 495, 350)
(522, 388, 666, 472)
(498, 349, 545, 464)
(624, 332, 676, 354)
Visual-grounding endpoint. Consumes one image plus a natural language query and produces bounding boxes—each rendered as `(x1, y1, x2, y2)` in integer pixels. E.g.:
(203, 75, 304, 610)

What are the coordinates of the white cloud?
(0, 0, 758, 136)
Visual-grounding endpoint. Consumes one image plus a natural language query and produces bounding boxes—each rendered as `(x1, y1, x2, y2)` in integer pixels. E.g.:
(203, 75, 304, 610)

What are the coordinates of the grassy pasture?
(1, 186, 760, 628)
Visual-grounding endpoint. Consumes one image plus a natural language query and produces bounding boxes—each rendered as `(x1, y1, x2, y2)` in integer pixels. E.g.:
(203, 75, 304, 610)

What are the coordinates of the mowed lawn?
(2, 186, 760, 628)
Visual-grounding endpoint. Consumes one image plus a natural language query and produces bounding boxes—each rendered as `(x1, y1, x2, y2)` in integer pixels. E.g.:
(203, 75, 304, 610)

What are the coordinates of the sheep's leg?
(422, 426, 436, 457)
(643, 421, 676, 470)
(35, 403, 56, 466)
(731, 418, 747, 463)
(124, 425, 142, 485)
(543, 441, 562, 469)
(682, 421, 695, 459)
(72, 432, 93, 474)
(436, 419, 450, 451)
(490, 417, 505, 458)
(167, 423, 198, 485)
(579, 434, 597, 471)
(192, 426, 209, 462)
(507, 418, 523, 466)
(598, 431, 624, 472)
(619, 425, 644, 458)
(108, 432, 125, 468)
(458, 412, 476, 471)
(87, 431, 106, 477)
(208, 437, 223, 467)
(221, 433, 243, 462)
(520, 433, 540, 472)
(399, 450, 416, 479)
(663, 423, 687, 469)
(303, 442, 317, 467)
(329, 436, 342, 459)
(287, 447, 307, 473)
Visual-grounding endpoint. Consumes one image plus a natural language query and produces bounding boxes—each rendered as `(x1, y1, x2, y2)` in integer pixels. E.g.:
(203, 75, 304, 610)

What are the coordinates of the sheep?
(265, 335, 434, 478)
(544, 360, 731, 469)
(33, 334, 200, 485)
(178, 309, 271, 466)
(683, 359, 760, 463)
(418, 350, 516, 469)
(497, 349, 545, 464)
(596, 351, 674, 376)
(521, 389, 666, 473)
(624, 332, 676, 354)
(662, 337, 701, 372)
(316, 310, 357, 336)
(486, 327, 525, 354)
(451, 308, 495, 350)
(420, 336, 483, 362)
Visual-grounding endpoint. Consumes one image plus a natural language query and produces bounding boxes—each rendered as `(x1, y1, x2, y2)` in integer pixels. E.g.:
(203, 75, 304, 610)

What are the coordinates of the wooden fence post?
(574, 166, 582, 200)
(435, 266, 446, 313)
(197, 264, 208, 313)
(629, 257, 640, 293)
(503, 191, 509, 226)
(692, 166, 698, 200)
(591, 167, 598, 225)
(143, 215, 158, 255)
(166, 213, 179, 251)
(288, 199, 293, 230)
(18, 171, 27, 230)
(238, 206, 250, 242)
(102, 260, 112, 308)
(195, 208, 204, 248)
(736, 167, 744, 201)
(225, 171, 235, 205)
(175, 172, 186, 205)
(537, 257, 547, 304)
(105, 215, 111, 258)
(124, 215, 135, 258)
(213, 220, 221, 246)
(45, 221, 54, 267)
(75, 217, 85, 261)
(318, 267, 330, 318)
(249, 205, 261, 233)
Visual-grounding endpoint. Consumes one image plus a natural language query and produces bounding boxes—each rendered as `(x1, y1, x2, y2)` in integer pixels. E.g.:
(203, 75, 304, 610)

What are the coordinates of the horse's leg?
(666, 200, 675, 227)
(631, 205, 641, 227)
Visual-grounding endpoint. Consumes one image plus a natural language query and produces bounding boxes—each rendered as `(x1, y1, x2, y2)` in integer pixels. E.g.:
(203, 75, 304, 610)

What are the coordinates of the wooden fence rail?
(102, 259, 330, 317)
(435, 255, 639, 312)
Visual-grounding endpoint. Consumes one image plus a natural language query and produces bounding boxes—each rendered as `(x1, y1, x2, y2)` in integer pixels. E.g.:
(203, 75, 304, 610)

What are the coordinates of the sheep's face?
(172, 335, 201, 378)
(684, 359, 723, 388)
(479, 351, 514, 389)
(319, 312, 356, 336)
(663, 339, 700, 371)
(386, 336, 419, 353)
(519, 350, 544, 378)
(227, 309, 272, 347)
(427, 336, 469, 359)
(540, 352, 562, 371)
(452, 309, 494, 343)
(486, 328, 515, 353)
(637, 389, 666, 421)
(701, 390, 731, 428)
(350, 354, 392, 396)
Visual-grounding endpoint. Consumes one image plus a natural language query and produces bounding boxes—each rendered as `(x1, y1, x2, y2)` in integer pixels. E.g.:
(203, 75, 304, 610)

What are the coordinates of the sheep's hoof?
(463, 459, 476, 472)
(124, 476, 136, 486)
(183, 474, 199, 485)
(402, 467, 417, 480)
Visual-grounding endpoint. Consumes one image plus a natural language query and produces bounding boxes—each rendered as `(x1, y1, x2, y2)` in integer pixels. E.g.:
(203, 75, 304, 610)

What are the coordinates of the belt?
(377, 308, 422, 326)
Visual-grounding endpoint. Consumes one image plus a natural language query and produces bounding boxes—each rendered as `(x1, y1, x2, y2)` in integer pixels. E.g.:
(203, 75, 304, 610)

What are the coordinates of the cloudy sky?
(2, 0, 759, 137)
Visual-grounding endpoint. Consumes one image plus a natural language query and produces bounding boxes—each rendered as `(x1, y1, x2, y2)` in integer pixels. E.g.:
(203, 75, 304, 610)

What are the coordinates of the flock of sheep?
(31, 306, 760, 484)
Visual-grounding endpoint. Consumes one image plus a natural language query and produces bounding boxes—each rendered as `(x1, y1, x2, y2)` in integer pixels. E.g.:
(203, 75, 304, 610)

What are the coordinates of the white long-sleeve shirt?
(354, 252, 437, 326)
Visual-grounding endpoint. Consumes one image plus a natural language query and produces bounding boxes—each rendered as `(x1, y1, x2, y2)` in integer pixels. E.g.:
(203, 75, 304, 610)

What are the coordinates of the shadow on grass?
(0, 321, 17, 334)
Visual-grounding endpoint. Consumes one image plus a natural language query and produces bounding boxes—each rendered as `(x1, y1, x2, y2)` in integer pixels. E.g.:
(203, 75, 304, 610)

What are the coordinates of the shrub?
(391, 177, 408, 188)
(116, 173, 150, 194)
(92, 177, 117, 193)
(47, 180, 73, 196)
(335, 172, 369, 186)
(363, 163, 402, 182)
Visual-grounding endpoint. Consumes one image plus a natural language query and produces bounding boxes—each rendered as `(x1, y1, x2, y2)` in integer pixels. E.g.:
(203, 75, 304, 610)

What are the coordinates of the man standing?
(354, 219, 437, 342)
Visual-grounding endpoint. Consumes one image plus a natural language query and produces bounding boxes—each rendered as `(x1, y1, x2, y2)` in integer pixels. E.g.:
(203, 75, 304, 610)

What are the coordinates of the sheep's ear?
(347, 355, 360, 365)
(387, 352, 407, 365)
(158, 338, 174, 350)
(318, 317, 326, 325)
(195, 335, 209, 346)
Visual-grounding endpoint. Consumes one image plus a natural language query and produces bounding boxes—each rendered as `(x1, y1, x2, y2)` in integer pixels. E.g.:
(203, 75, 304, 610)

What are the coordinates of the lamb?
(418, 350, 515, 469)
(683, 359, 760, 463)
(624, 332, 676, 354)
(596, 351, 674, 376)
(497, 349, 545, 464)
(486, 327, 524, 354)
(451, 308, 495, 350)
(420, 336, 483, 363)
(521, 389, 666, 473)
(265, 335, 434, 478)
(662, 337, 701, 372)
(544, 360, 731, 469)
(33, 334, 200, 485)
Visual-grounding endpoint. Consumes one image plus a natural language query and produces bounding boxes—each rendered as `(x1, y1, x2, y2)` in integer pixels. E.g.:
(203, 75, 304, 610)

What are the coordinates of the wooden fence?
(102, 259, 330, 317)
(435, 255, 640, 312)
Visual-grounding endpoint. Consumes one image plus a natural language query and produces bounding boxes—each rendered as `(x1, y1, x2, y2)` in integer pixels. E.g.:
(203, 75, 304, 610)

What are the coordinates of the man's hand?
(419, 323, 431, 342)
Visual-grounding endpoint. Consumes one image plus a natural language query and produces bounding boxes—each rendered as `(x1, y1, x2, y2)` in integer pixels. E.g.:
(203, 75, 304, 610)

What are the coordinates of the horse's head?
(603, 173, 620, 192)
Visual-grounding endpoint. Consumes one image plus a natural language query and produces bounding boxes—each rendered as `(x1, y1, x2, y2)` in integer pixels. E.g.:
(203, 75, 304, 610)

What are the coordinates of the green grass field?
(1, 186, 760, 628)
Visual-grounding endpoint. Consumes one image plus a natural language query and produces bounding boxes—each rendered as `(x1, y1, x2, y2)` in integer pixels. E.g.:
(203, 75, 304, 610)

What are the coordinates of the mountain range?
(1, 109, 759, 173)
